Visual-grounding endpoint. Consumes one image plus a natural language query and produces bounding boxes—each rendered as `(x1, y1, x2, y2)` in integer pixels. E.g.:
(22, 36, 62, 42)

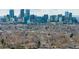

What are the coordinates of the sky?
(0, 9, 79, 16)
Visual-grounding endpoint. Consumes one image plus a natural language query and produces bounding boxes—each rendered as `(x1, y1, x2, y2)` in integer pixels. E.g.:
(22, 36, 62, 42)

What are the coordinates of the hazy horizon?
(0, 9, 79, 16)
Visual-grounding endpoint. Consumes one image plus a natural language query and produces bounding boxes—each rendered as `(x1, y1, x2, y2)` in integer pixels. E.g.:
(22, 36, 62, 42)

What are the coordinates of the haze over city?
(0, 9, 79, 16)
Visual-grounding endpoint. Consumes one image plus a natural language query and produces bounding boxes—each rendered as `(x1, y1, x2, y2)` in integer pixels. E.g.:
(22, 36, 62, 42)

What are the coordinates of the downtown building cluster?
(50, 12, 78, 24)
(0, 9, 78, 24)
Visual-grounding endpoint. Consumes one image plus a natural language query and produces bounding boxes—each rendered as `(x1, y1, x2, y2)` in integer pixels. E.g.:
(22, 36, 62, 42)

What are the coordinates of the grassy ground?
(0, 24, 79, 49)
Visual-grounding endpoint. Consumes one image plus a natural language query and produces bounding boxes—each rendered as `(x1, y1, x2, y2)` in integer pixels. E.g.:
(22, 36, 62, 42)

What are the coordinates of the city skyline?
(0, 9, 79, 16)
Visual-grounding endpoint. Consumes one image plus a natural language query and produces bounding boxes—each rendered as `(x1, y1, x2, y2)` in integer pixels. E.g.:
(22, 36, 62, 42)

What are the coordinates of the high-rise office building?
(68, 13, 73, 24)
(72, 17, 78, 24)
(9, 9, 14, 18)
(69, 13, 72, 17)
(36, 16, 43, 24)
(30, 15, 36, 24)
(50, 15, 56, 22)
(64, 11, 70, 24)
(25, 9, 30, 17)
(24, 9, 30, 24)
(65, 11, 69, 18)
(58, 14, 63, 22)
(42, 14, 48, 23)
(20, 9, 24, 17)
(9, 9, 15, 23)
(14, 16, 18, 22)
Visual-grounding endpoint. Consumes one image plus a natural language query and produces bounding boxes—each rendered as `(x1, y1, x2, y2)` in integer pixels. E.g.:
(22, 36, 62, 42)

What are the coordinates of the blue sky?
(0, 9, 79, 16)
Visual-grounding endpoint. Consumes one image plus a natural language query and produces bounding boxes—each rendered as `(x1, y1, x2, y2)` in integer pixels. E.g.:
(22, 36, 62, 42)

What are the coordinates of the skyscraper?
(25, 9, 30, 17)
(30, 14, 36, 24)
(50, 15, 56, 22)
(58, 14, 63, 22)
(64, 11, 70, 24)
(20, 9, 24, 17)
(9, 9, 14, 18)
(65, 11, 69, 18)
(24, 9, 30, 24)
(42, 14, 48, 23)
